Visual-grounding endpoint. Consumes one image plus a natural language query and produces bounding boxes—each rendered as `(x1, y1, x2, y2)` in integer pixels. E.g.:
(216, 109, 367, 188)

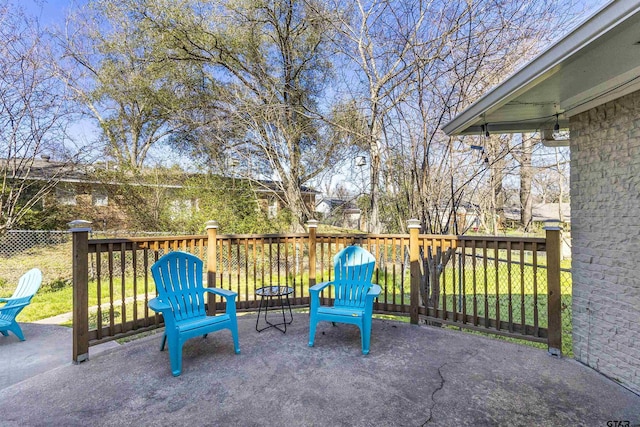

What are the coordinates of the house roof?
(3, 157, 319, 194)
(315, 198, 360, 214)
(0, 158, 87, 183)
(442, 0, 640, 136)
(317, 198, 357, 208)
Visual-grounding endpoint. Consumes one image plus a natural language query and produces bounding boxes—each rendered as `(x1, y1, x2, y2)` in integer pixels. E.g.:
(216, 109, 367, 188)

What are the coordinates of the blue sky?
(23, 0, 612, 26)
(22, 0, 81, 25)
(18, 0, 614, 173)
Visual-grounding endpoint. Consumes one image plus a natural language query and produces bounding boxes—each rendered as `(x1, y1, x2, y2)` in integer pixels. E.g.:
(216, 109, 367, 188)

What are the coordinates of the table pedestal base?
(255, 286, 294, 333)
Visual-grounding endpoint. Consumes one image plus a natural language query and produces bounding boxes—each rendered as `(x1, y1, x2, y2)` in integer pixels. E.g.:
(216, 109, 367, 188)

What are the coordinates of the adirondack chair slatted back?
(332, 246, 375, 308)
(0, 268, 42, 322)
(151, 252, 206, 321)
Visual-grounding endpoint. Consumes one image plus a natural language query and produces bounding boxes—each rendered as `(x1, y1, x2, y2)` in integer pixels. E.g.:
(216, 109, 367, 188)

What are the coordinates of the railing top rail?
(458, 235, 546, 244)
(88, 235, 207, 245)
(217, 233, 308, 239)
(84, 232, 546, 247)
(417, 234, 458, 239)
(316, 233, 410, 239)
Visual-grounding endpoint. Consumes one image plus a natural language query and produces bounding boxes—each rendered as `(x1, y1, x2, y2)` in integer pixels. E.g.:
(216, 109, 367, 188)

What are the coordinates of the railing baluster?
(494, 239, 500, 331)
(461, 239, 467, 325)
(251, 238, 257, 308)
(120, 243, 126, 332)
(144, 247, 150, 327)
(132, 245, 138, 329)
(520, 242, 526, 330)
(482, 240, 489, 328)
(107, 243, 115, 336)
(533, 243, 539, 336)
(507, 241, 513, 333)
(96, 244, 102, 340)
(244, 238, 249, 306)
(451, 238, 456, 322)
(472, 239, 478, 326)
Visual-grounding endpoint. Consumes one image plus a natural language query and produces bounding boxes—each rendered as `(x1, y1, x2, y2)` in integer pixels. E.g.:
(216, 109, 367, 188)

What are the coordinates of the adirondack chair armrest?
(203, 288, 238, 314)
(0, 301, 29, 312)
(148, 297, 171, 313)
(0, 296, 25, 303)
(310, 282, 332, 308)
(367, 284, 382, 297)
(309, 281, 332, 294)
(204, 287, 237, 300)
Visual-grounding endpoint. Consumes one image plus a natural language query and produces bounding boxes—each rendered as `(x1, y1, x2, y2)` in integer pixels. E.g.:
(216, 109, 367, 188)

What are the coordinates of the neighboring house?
(503, 203, 571, 228)
(6, 157, 318, 229)
(443, 1, 640, 394)
(450, 203, 482, 233)
(315, 197, 362, 230)
(422, 203, 483, 234)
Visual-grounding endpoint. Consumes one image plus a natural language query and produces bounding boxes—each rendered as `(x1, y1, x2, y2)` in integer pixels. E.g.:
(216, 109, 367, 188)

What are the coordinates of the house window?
(92, 191, 108, 207)
(56, 187, 76, 206)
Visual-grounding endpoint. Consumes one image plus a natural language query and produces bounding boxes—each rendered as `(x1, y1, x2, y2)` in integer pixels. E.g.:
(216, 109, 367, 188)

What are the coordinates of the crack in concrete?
(422, 349, 480, 426)
(422, 362, 447, 426)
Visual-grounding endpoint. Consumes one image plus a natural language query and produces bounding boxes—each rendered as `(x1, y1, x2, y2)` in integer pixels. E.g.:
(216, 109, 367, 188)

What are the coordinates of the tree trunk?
(368, 147, 382, 233)
(420, 246, 454, 311)
(285, 177, 310, 233)
(520, 135, 533, 231)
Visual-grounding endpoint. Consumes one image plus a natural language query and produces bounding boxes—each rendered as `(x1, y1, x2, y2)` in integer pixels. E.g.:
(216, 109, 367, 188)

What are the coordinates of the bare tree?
(327, 0, 428, 233)
(515, 134, 535, 231)
(355, 0, 581, 306)
(57, 0, 205, 171)
(121, 0, 347, 231)
(0, 3, 77, 233)
(368, 1, 580, 234)
(532, 146, 570, 206)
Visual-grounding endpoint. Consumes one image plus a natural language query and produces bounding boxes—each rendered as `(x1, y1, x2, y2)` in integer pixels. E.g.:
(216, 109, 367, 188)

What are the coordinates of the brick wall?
(570, 90, 640, 395)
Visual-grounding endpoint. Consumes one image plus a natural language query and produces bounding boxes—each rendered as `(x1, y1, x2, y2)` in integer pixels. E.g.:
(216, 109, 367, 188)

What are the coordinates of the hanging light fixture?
(552, 114, 564, 140)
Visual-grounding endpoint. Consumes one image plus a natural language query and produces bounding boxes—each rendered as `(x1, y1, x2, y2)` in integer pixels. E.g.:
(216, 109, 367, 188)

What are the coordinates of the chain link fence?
(0, 230, 177, 291)
(453, 250, 573, 356)
(0, 230, 70, 258)
(0, 230, 72, 290)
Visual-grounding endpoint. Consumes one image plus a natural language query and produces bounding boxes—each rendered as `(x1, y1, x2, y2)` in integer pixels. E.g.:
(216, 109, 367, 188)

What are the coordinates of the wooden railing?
(70, 220, 562, 363)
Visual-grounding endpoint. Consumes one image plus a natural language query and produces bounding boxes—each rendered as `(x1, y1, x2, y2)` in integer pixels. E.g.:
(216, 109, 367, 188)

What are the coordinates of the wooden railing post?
(69, 220, 91, 364)
(307, 220, 318, 290)
(545, 220, 562, 357)
(408, 219, 421, 325)
(206, 220, 218, 316)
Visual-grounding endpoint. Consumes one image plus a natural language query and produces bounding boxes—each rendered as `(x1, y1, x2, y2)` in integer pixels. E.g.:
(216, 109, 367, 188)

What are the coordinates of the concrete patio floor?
(1, 315, 639, 426)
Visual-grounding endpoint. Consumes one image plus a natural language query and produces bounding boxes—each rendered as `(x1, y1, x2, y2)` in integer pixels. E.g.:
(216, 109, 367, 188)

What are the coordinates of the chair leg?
(160, 333, 167, 351)
(230, 325, 240, 354)
(168, 336, 183, 377)
(0, 330, 8, 337)
(361, 319, 371, 355)
(8, 321, 25, 341)
(308, 315, 317, 347)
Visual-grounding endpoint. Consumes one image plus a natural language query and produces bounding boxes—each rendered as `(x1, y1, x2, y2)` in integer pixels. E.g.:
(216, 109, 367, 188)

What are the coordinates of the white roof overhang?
(442, 0, 640, 136)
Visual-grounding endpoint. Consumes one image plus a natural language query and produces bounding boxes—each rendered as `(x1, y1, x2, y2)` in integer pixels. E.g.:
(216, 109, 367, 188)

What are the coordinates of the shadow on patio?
(1, 315, 638, 426)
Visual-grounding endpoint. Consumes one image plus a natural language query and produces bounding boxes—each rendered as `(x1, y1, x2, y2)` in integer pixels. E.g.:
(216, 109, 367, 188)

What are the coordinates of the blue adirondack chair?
(0, 268, 42, 341)
(149, 251, 240, 376)
(308, 246, 381, 354)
